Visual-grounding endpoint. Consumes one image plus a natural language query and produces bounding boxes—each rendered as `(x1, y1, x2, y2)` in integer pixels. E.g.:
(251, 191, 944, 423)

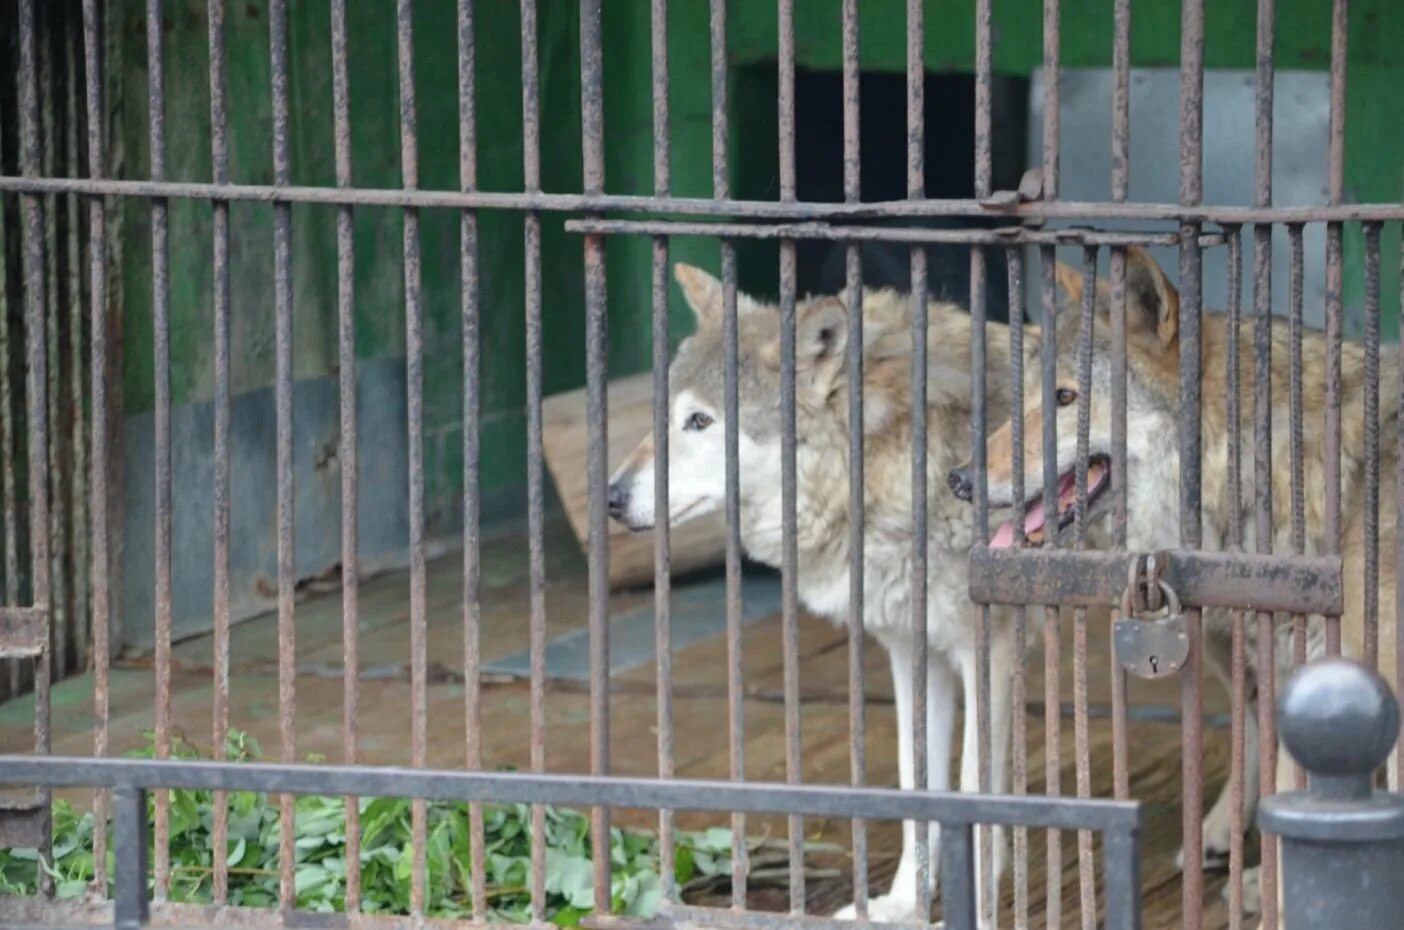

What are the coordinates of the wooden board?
(543, 371, 727, 590)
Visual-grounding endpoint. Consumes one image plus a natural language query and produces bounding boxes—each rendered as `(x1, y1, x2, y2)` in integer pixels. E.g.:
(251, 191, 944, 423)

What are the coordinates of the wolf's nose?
(607, 481, 628, 521)
(947, 467, 974, 502)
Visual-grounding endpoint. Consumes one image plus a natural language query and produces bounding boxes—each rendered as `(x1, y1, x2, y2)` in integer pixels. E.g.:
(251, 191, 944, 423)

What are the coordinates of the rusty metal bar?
(1043, 0, 1060, 199)
(839, 0, 867, 917)
(392, 0, 430, 914)
(1177, 0, 1206, 924)
(1224, 227, 1246, 928)
(145, 0, 174, 899)
(1323, 0, 1348, 657)
(9, 173, 1404, 225)
(1288, 226, 1307, 757)
(777, 0, 805, 915)
(1363, 222, 1382, 672)
(1398, 232, 1404, 786)
(268, 0, 297, 907)
(565, 219, 1191, 248)
(579, 0, 611, 915)
(1073, 248, 1097, 930)
(1108, 247, 1129, 803)
(1005, 247, 1029, 930)
(974, 0, 992, 199)
(42, 17, 67, 691)
(80, 0, 110, 895)
(207, 0, 233, 903)
(328, 0, 362, 911)
(906, 0, 932, 916)
(1039, 246, 1063, 930)
(970, 549, 1342, 616)
(518, 0, 547, 920)
(64, 22, 87, 686)
(0, 87, 18, 703)
(459, 0, 486, 919)
(709, 0, 748, 908)
(649, 0, 677, 904)
(1110, 0, 1131, 202)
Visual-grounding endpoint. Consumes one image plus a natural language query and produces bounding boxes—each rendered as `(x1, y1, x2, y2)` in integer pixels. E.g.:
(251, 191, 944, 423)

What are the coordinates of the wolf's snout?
(947, 466, 974, 502)
(607, 480, 629, 522)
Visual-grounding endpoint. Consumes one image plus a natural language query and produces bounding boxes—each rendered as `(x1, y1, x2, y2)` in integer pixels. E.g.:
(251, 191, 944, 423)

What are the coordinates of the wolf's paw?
(1174, 806, 1235, 873)
(833, 894, 923, 924)
(1217, 864, 1263, 916)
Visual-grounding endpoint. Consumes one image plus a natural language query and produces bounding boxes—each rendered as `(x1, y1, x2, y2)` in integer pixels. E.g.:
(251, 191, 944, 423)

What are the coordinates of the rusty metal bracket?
(0, 607, 47, 659)
(969, 548, 1342, 616)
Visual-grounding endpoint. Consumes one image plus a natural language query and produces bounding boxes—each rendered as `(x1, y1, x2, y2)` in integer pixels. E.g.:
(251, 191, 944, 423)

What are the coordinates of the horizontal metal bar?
(564, 218, 1202, 247)
(1, 174, 1403, 224)
(0, 755, 1142, 832)
(969, 548, 1342, 616)
(0, 607, 46, 658)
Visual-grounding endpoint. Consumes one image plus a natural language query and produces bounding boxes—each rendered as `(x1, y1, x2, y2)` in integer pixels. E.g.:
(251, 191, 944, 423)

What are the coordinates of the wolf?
(951, 246, 1399, 917)
(606, 262, 1035, 922)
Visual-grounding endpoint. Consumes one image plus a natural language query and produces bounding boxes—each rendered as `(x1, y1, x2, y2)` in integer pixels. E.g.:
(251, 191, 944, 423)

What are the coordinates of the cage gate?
(0, 1, 1401, 930)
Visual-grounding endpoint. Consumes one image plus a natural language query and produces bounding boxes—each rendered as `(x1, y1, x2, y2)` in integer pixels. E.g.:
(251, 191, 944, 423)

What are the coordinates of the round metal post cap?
(1278, 657, 1399, 779)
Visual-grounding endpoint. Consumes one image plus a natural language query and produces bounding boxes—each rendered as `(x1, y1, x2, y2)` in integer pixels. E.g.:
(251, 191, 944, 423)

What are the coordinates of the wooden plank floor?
(0, 518, 1249, 928)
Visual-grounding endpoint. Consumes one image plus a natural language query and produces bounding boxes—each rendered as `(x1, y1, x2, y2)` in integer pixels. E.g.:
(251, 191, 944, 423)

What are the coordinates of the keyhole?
(1149, 655, 1160, 674)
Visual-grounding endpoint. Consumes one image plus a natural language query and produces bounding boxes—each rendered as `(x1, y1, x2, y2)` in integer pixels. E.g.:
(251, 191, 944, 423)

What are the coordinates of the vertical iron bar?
(1042, 0, 1060, 200)
(459, 0, 486, 918)
(940, 822, 978, 930)
(1178, 0, 1206, 926)
(710, 0, 748, 908)
(1103, 826, 1141, 930)
(579, 0, 611, 914)
(777, 0, 804, 914)
(65, 23, 87, 683)
(80, 0, 111, 895)
(1039, 247, 1062, 930)
(113, 786, 149, 930)
(269, 0, 297, 906)
(1323, 0, 1348, 657)
(17, 0, 52, 893)
(1363, 223, 1381, 671)
(393, 0, 429, 915)
(1253, 1, 1278, 923)
(1224, 227, 1246, 928)
(906, 0, 931, 917)
(0, 90, 17, 702)
(519, 0, 546, 919)
(1073, 248, 1097, 930)
(207, 0, 232, 903)
(1288, 226, 1307, 704)
(43, 9, 67, 691)
(329, 0, 361, 910)
(973, 0, 994, 921)
(840, 0, 867, 918)
(649, 0, 676, 904)
(145, 0, 173, 900)
(1110, 0, 1131, 203)
(1108, 246, 1129, 801)
(1398, 232, 1404, 785)
(1006, 248, 1028, 930)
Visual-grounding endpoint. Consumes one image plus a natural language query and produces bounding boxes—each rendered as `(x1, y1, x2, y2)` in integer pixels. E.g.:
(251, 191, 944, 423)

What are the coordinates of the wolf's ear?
(793, 296, 848, 397)
(674, 263, 723, 328)
(1125, 246, 1179, 349)
(1055, 260, 1085, 308)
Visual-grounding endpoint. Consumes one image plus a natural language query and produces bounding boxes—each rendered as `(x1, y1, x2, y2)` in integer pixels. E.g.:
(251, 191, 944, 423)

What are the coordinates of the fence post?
(1258, 657, 1404, 930)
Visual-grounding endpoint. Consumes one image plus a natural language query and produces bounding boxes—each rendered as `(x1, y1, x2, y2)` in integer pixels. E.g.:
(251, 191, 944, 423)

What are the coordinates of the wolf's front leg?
(834, 637, 957, 922)
(957, 626, 1013, 930)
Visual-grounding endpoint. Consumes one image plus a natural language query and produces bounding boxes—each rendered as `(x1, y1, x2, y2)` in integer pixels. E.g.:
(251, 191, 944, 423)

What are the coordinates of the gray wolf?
(952, 246, 1398, 918)
(607, 263, 1033, 922)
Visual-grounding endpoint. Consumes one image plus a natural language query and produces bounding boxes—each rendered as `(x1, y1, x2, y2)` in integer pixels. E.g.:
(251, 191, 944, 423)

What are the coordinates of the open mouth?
(989, 455, 1111, 549)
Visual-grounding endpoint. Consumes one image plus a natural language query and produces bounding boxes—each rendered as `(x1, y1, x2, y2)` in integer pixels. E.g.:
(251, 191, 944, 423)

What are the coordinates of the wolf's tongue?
(989, 498, 1047, 550)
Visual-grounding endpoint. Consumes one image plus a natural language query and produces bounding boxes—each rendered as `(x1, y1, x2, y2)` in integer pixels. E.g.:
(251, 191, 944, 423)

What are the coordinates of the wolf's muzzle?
(607, 480, 629, 522)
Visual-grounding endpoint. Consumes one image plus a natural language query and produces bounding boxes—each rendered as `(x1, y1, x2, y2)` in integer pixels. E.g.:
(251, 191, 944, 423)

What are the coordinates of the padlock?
(1113, 578, 1189, 680)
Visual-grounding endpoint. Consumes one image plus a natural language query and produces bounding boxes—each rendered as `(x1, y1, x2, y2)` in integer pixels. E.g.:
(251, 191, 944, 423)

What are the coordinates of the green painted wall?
(114, 0, 1403, 535)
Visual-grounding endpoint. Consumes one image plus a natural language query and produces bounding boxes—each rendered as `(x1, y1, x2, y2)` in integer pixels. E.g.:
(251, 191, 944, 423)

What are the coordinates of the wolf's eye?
(1055, 387, 1077, 407)
(684, 411, 714, 432)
